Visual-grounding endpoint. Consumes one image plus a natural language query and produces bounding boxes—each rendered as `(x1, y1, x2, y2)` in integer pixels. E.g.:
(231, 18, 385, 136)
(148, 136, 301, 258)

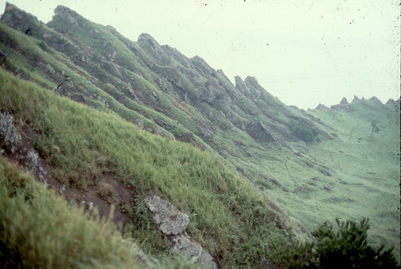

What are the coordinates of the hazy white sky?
(1, 0, 400, 108)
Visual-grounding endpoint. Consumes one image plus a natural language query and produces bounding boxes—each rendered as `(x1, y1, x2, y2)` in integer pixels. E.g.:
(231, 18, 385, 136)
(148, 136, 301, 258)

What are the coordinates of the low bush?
(278, 218, 400, 269)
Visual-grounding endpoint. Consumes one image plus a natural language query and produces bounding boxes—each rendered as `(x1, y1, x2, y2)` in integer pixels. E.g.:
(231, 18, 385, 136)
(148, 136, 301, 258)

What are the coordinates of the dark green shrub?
(280, 218, 400, 269)
(311, 218, 399, 269)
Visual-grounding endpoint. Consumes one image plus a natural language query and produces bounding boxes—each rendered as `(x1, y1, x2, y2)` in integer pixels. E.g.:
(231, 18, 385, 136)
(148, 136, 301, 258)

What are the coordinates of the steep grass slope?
(0, 69, 294, 268)
(0, 3, 399, 265)
(0, 156, 151, 269)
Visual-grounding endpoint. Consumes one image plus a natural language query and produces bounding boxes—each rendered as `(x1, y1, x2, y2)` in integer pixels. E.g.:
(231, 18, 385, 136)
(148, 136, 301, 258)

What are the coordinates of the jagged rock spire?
(368, 96, 382, 105)
(340, 97, 348, 105)
(352, 95, 360, 103)
(316, 104, 329, 110)
(4, 2, 18, 12)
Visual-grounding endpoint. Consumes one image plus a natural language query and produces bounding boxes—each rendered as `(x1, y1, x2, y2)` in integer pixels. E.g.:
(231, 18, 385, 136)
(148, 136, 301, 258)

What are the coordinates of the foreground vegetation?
(0, 4, 399, 267)
(0, 69, 294, 268)
(0, 4, 399, 259)
(0, 157, 148, 269)
(2, 152, 398, 269)
(283, 219, 400, 269)
(1, 64, 399, 269)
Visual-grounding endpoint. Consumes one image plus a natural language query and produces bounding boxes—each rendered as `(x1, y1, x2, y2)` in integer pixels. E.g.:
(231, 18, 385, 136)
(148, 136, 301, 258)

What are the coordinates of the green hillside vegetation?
(0, 156, 150, 269)
(0, 3, 399, 268)
(0, 69, 294, 268)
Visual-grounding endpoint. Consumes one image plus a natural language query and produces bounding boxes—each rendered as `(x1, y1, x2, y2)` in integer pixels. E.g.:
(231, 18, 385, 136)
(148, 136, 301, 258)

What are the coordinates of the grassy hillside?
(306, 101, 399, 250)
(0, 3, 399, 267)
(0, 156, 150, 269)
(0, 69, 295, 268)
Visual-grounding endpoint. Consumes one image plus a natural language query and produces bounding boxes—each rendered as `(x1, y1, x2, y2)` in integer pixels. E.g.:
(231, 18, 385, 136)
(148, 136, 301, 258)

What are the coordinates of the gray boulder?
(171, 234, 203, 263)
(144, 195, 189, 235)
(198, 249, 218, 269)
(171, 234, 217, 269)
(144, 195, 217, 269)
(0, 112, 22, 153)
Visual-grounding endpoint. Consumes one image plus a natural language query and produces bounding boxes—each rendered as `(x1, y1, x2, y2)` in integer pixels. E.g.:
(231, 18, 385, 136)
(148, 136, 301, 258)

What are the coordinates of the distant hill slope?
(0, 2, 399, 265)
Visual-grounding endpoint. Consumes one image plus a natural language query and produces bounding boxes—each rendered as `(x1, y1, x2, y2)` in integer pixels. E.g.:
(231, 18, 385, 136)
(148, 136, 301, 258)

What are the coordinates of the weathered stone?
(246, 121, 276, 143)
(144, 195, 189, 235)
(26, 150, 39, 172)
(171, 234, 217, 269)
(54, 6, 79, 27)
(144, 195, 217, 268)
(171, 234, 203, 263)
(340, 97, 348, 105)
(0, 112, 22, 153)
(315, 104, 330, 111)
(191, 56, 214, 75)
(198, 249, 218, 269)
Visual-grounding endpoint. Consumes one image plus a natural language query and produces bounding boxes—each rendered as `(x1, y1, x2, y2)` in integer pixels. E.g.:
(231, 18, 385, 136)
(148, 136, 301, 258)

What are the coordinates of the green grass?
(0, 69, 293, 268)
(0, 155, 208, 269)
(0, 156, 147, 269)
(257, 103, 400, 259)
(1, 4, 399, 266)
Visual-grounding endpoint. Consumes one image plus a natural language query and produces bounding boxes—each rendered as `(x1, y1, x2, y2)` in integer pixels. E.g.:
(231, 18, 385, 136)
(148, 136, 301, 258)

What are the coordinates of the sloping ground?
(0, 3, 329, 160)
(0, 69, 294, 268)
(306, 99, 400, 252)
(0, 3, 399, 264)
(248, 97, 400, 253)
(262, 98, 400, 255)
(0, 156, 152, 269)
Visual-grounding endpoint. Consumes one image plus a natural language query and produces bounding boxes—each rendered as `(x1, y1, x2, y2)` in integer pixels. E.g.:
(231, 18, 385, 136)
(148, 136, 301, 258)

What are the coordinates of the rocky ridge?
(0, 4, 399, 267)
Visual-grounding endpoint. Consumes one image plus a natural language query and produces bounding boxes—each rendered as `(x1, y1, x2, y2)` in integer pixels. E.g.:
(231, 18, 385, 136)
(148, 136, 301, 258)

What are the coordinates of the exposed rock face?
(340, 97, 348, 105)
(352, 95, 361, 104)
(0, 111, 22, 153)
(385, 99, 400, 112)
(331, 97, 352, 111)
(1, 3, 332, 154)
(138, 33, 165, 63)
(144, 195, 217, 269)
(316, 104, 330, 111)
(171, 234, 203, 262)
(0, 112, 47, 182)
(246, 122, 276, 143)
(368, 96, 382, 105)
(385, 99, 396, 106)
(53, 6, 80, 28)
(191, 56, 214, 75)
(144, 195, 189, 235)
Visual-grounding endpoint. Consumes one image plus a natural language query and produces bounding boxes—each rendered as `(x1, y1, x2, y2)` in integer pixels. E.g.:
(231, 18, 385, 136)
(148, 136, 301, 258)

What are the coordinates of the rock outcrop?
(331, 97, 353, 111)
(144, 195, 217, 269)
(315, 104, 330, 111)
(0, 112, 47, 182)
(351, 95, 361, 104)
(339, 97, 348, 105)
(0, 111, 22, 153)
(144, 195, 189, 235)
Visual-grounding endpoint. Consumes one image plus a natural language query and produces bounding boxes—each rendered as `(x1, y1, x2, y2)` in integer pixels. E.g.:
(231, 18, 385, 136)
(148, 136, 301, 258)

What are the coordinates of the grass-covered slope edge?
(0, 69, 296, 268)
